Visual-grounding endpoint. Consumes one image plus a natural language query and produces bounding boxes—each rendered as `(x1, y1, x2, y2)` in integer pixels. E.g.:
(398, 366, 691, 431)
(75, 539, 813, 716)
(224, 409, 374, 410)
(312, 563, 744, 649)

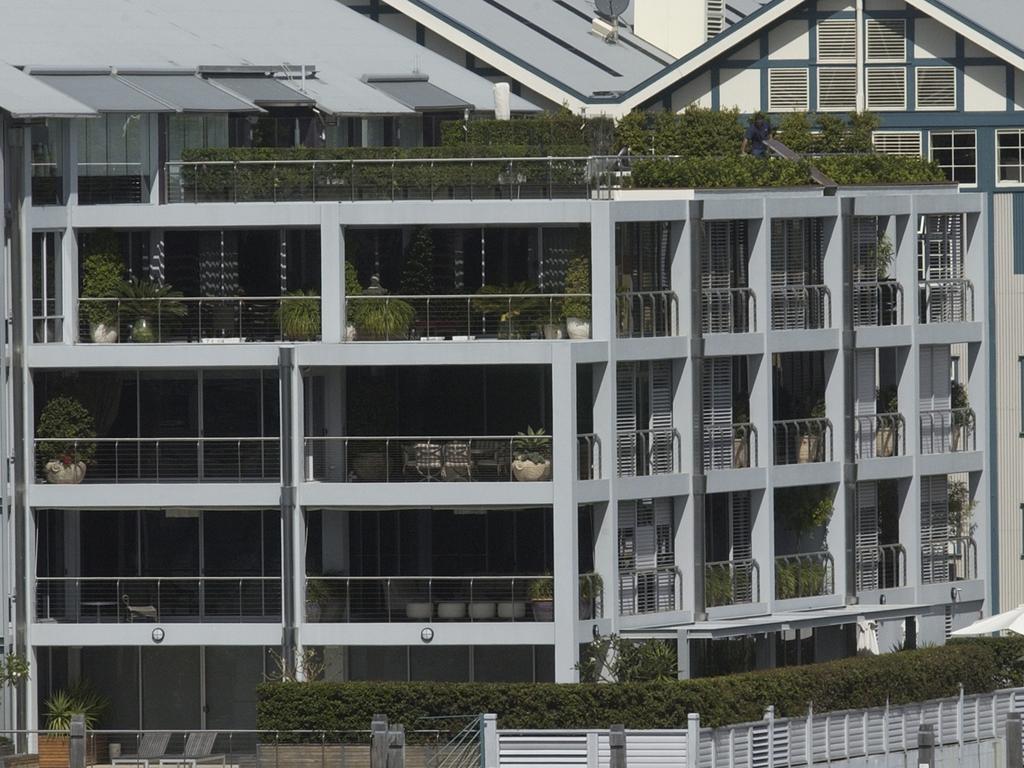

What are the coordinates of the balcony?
(303, 575, 553, 622)
(618, 565, 682, 616)
(853, 413, 906, 459)
(919, 409, 976, 454)
(853, 281, 903, 327)
(35, 576, 281, 623)
(78, 165, 148, 205)
(774, 551, 835, 599)
(704, 558, 760, 607)
(773, 418, 834, 465)
(616, 291, 679, 338)
(921, 536, 977, 584)
(702, 288, 756, 334)
(770, 285, 831, 331)
(616, 428, 682, 477)
(702, 423, 758, 471)
(855, 543, 906, 592)
(919, 279, 974, 324)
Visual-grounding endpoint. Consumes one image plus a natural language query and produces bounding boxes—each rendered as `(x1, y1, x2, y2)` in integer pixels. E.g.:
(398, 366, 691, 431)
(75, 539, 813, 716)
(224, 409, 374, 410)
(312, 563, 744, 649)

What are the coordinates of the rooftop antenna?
(592, 0, 630, 42)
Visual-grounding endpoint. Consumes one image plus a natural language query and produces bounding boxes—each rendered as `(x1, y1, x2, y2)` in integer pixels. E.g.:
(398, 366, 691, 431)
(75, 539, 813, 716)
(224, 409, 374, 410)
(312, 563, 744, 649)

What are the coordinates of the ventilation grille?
(768, 68, 809, 111)
(872, 131, 923, 156)
(818, 68, 857, 112)
(866, 18, 906, 62)
(916, 66, 956, 110)
(706, 0, 726, 39)
(866, 67, 906, 110)
(817, 19, 856, 62)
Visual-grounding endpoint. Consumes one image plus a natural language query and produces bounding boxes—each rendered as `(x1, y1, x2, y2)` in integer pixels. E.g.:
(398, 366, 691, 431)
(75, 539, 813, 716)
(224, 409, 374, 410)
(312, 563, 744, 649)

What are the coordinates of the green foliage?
(440, 110, 615, 154)
(44, 683, 109, 731)
(579, 572, 603, 601)
(776, 485, 834, 535)
(345, 262, 363, 298)
(776, 112, 879, 153)
(277, 291, 321, 341)
(877, 385, 899, 414)
(259, 638, 1024, 734)
(871, 232, 895, 279)
(116, 278, 187, 323)
(0, 654, 29, 689)
(775, 560, 830, 599)
(475, 282, 540, 338)
(400, 228, 435, 295)
(614, 107, 745, 156)
(949, 479, 976, 538)
(631, 156, 814, 189)
(528, 576, 553, 602)
(704, 563, 736, 607)
(814, 154, 946, 184)
(351, 297, 415, 340)
(513, 426, 550, 463)
(37, 396, 96, 466)
(561, 255, 591, 320)
(80, 236, 126, 329)
(578, 634, 678, 683)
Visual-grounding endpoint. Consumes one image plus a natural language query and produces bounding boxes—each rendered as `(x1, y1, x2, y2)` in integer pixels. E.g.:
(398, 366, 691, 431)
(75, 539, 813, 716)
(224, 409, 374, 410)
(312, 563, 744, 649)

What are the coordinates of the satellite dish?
(595, 0, 630, 20)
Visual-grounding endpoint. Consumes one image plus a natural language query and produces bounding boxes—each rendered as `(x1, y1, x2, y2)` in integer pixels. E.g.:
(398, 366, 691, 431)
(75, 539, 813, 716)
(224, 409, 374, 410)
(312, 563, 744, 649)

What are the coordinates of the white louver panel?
(649, 361, 675, 474)
(855, 349, 877, 458)
(818, 68, 857, 112)
(920, 475, 950, 584)
(768, 68, 809, 111)
(872, 130, 922, 156)
(619, 498, 676, 615)
(616, 362, 638, 477)
(702, 357, 733, 471)
(731, 492, 752, 602)
(618, 500, 637, 614)
(866, 18, 906, 62)
(919, 345, 951, 454)
(916, 66, 956, 110)
(866, 68, 907, 110)
(817, 19, 856, 62)
(856, 481, 880, 591)
(705, 0, 725, 39)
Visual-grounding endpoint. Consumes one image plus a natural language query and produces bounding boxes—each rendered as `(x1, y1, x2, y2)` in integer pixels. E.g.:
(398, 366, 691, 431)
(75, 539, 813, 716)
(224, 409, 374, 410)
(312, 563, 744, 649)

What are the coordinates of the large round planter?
(45, 460, 86, 485)
(566, 317, 590, 340)
(543, 323, 566, 340)
(131, 317, 155, 343)
(531, 599, 554, 622)
(512, 459, 552, 482)
(875, 427, 895, 458)
(90, 322, 118, 344)
(732, 436, 750, 468)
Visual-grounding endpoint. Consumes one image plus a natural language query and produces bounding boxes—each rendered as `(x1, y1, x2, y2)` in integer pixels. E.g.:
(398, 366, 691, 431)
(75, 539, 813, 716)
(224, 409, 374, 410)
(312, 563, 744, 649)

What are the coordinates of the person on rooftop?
(741, 112, 774, 158)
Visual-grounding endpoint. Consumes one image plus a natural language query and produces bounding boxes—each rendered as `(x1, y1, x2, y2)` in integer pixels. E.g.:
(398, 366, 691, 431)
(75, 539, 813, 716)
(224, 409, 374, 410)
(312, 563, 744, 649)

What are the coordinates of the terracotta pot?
(797, 435, 821, 464)
(512, 459, 552, 482)
(44, 461, 86, 485)
(90, 323, 117, 344)
(732, 436, 749, 468)
(875, 427, 895, 458)
(566, 317, 590, 340)
(531, 599, 554, 622)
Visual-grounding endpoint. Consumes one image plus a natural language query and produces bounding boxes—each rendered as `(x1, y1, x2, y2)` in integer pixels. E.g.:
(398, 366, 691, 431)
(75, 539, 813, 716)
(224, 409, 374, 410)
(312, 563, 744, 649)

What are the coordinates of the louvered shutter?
(872, 131, 922, 156)
(618, 500, 637, 614)
(916, 67, 956, 110)
(920, 345, 951, 453)
(731, 492, 752, 601)
(649, 361, 675, 474)
(817, 19, 856, 62)
(855, 350, 877, 457)
(866, 18, 906, 62)
(866, 68, 907, 110)
(705, 0, 725, 39)
(702, 357, 733, 471)
(920, 214, 965, 322)
(633, 499, 658, 613)
(771, 219, 806, 329)
(768, 68, 810, 112)
(852, 216, 880, 327)
(701, 221, 731, 333)
(920, 475, 950, 584)
(856, 481, 880, 591)
(818, 68, 857, 112)
(654, 498, 676, 611)
(616, 362, 638, 477)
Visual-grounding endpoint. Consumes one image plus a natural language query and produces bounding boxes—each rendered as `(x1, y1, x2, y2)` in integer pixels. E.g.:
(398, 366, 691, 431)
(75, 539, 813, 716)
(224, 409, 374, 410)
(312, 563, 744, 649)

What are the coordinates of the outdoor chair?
(122, 593, 158, 622)
(404, 441, 442, 481)
(471, 440, 510, 480)
(112, 732, 172, 768)
(159, 732, 225, 768)
(442, 440, 472, 481)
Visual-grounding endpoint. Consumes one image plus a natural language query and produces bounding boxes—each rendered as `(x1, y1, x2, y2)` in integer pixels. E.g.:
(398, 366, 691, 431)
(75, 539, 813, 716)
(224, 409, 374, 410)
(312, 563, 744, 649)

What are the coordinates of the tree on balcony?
(399, 227, 435, 295)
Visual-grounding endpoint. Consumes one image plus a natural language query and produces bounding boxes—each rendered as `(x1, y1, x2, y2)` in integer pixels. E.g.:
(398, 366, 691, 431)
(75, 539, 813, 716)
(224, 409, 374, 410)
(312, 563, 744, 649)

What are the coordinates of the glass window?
(930, 131, 976, 185)
(31, 231, 62, 343)
(998, 130, 1024, 185)
(31, 120, 63, 205)
(166, 113, 229, 163)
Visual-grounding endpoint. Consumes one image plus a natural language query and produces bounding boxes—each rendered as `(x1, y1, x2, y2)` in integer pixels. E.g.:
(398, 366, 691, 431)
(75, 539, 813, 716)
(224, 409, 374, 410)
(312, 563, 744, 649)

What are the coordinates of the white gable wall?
(718, 68, 761, 111)
(964, 65, 1007, 111)
(768, 20, 810, 60)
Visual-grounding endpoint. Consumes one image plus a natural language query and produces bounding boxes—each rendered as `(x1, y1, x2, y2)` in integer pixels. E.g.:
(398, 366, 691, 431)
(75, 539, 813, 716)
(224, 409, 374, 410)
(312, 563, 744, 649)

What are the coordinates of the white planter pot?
(45, 460, 86, 484)
(512, 459, 552, 482)
(566, 317, 590, 340)
(531, 600, 554, 622)
(91, 323, 118, 344)
(346, 323, 358, 342)
(468, 602, 496, 620)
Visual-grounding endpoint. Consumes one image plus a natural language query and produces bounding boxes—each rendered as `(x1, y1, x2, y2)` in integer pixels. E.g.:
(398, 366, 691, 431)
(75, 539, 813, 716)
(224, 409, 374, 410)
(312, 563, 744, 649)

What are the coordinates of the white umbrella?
(950, 604, 1024, 637)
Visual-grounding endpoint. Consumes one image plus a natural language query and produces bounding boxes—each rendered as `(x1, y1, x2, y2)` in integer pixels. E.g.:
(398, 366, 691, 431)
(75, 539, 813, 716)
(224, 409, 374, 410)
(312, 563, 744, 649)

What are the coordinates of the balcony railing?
(919, 279, 974, 324)
(704, 558, 760, 607)
(579, 573, 604, 620)
(166, 157, 595, 203)
(702, 423, 758, 471)
(616, 291, 679, 338)
(702, 287, 756, 334)
(618, 566, 681, 616)
(345, 294, 587, 341)
(853, 280, 903, 327)
(773, 418, 833, 465)
(34, 576, 281, 623)
(616, 428, 682, 477)
(770, 285, 831, 330)
(855, 543, 906, 592)
(34, 437, 280, 483)
(853, 412, 906, 459)
(78, 296, 321, 344)
(775, 551, 835, 599)
(922, 536, 977, 584)
(303, 575, 552, 622)
(79, 163, 148, 205)
(31, 162, 62, 205)
(303, 435, 551, 483)
(919, 408, 975, 454)
(577, 434, 602, 480)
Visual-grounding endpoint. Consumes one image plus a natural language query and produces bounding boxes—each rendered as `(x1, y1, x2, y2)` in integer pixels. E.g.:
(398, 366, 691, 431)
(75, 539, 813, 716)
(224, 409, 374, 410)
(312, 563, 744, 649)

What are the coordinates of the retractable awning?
(34, 73, 173, 112)
(364, 74, 470, 112)
(0, 64, 96, 118)
(211, 76, 314, 107)
(120, 74, 261, 112)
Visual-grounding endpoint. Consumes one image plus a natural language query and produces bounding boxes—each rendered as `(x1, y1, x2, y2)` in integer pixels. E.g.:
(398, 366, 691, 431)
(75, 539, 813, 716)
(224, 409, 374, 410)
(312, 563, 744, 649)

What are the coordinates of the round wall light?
(420, 627, 434, 643)
(151, 627, 165, 644)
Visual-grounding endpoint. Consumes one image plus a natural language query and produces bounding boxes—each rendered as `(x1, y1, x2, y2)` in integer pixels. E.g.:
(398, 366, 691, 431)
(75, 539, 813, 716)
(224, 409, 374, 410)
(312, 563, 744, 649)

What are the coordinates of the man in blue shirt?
(741, 112, 773, 158)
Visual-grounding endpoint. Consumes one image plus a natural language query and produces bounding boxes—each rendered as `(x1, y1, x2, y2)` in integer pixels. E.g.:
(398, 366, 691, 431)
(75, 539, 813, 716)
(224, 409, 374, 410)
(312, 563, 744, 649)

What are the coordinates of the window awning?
(364, 75, 471, 112)
(120, 74, 262, 113)
(34, 74, 173, 112)
(0, 65, 96, 118)
(210, 77, 314, 107)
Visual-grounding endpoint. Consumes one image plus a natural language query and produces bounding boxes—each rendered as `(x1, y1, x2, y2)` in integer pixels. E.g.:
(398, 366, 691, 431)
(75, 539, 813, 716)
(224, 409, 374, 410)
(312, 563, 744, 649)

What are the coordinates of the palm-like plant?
(116, 278, 187, 342)
(44, 684, 108, 731)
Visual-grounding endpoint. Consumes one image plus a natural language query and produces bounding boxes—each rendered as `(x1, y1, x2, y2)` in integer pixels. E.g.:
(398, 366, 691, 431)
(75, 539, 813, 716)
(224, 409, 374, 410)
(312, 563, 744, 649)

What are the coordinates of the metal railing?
(34, 576, 281, 623)
(579, 573, 604, 620)
(31, 162, 62, 205)
(922, 535, 978, 584)
(345, 293, 587, 341)
(919, 278, 975, 323)
(303, 435, 551, 483)
(428, 716, 483, 768)
(34, 437, 280, 483)
(303, 575, 551, 622)
(616, 291, 679, 338)
(919, 407, 975, 454)
(856, 543, 907, 591)
(619, 566, 682, 616)
(577, 433, 601, 480)
(853, 412, 905, 459)
(616, 428, 682, 477)
(702, 423, 758, 471)
(775, 551, 834, 599)
(770, 284, 831, 330)
(701, 287, 756, 334)
(773, 418, 833, 465)
(704, 558, 760, 607)
(78, 295, 321, 343)
(853, 280, 903, 327)
(78, 162, 147, 205)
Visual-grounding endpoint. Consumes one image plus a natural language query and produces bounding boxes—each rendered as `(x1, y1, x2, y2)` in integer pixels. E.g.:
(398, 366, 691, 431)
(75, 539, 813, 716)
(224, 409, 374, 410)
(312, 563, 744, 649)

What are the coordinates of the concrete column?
(147, 114, 160, 205)
(61, 224, 76, 345)
(552, 346, 579, 681)
(481, 714, 498, 768)
(749, 489, 773, 605)
(591, 500, 616, 630)
(590, 202, 616, 342)
(671, 209, 696, 339)
(746, 212, 769, 336)
(69, 715, 85, 768)
(65, 118, 78, 207)
(321, 209, 343, 343)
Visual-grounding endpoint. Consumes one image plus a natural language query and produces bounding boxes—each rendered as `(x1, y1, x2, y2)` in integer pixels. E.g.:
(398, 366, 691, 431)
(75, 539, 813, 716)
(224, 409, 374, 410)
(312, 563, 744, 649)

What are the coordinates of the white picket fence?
(494, 687, 1024, 767)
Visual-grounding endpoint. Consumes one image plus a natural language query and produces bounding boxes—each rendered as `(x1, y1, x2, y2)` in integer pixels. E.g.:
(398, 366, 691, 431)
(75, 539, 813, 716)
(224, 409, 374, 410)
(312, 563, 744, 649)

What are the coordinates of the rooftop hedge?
(257, 637, 1024, 738)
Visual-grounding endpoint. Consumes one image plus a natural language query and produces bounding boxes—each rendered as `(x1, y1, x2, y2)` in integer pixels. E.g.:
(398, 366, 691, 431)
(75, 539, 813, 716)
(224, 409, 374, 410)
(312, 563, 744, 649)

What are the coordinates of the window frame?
(929, 130, 978, 188)
(997, 129, 1024, 188)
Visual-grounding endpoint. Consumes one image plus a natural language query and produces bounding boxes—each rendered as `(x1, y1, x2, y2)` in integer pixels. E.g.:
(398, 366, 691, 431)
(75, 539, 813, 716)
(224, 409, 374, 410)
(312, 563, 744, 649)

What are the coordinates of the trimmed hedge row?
(440, 111, 615, 154)
(257, 638, 1024, 736)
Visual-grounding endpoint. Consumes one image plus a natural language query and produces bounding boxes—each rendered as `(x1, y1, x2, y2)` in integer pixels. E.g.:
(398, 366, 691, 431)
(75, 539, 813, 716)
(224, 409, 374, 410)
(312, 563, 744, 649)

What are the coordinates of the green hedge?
(614, 107, 746, 156)
(630, 156, 814, 189)
(257, 638, 1024, 737)
(440, 111, 615, 154)
(814, 154, 947, 184)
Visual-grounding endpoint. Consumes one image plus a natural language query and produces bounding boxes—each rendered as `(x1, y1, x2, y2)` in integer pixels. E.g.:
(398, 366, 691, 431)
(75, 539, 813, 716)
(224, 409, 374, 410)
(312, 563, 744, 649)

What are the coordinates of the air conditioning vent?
(818, 68, 857, 112)
(916, 66, 956, 110)
(866, 67, 906, 110)
(817, 19, 856, 62)
(872, 131, 922, 156)
(866, 18, 906, 62)
(705, 0, 726, 39)
(768, 68, 809, 111)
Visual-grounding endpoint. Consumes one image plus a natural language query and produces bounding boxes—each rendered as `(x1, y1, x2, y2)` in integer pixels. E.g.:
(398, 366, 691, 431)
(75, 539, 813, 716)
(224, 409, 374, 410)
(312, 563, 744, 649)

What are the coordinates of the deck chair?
(403, 441, 442, 481)
(111, 732, 171, 768)
(442, 440, 472, 481)
(122, 593, 158, 622)
(159, 732, 225, 768)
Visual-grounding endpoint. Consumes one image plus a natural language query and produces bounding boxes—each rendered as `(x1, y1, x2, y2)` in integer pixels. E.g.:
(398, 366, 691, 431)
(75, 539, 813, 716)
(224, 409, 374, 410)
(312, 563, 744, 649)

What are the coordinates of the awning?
(0, 65, 96, 118)
(211, 76, 314, 107)
(364, 74, 471, 112)
(34, 74, 173, 112)
(119, 74, 261, 113)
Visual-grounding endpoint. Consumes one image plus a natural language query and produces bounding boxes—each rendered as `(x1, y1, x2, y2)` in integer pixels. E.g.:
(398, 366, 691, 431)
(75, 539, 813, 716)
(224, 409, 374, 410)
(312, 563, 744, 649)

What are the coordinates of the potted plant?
(528, 575, 554, 622)
(875, 385, 899, 457)
(579, 572, 603, 619)
(80, 243, 125, 343)
(512, 426, 552, 481)
(277, 290, 321, 341)
(352, 277, 414, 341)
(705, 562, 734, 607)
(41, 684, 109, 768)
(116, 278, 187, 343)
(951, 381, 972, 451)
(305, 577, 330, 622)
(778, 486, 834, 541)
(475, 282, 539, 340)
(36, 396, 96, 484)
(345, 262, 362, 341)
(732, 397, 750, 468)
(562, 255, 591, 339)
(872, 232, 895, 281)
(797, 398, 826, 464)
